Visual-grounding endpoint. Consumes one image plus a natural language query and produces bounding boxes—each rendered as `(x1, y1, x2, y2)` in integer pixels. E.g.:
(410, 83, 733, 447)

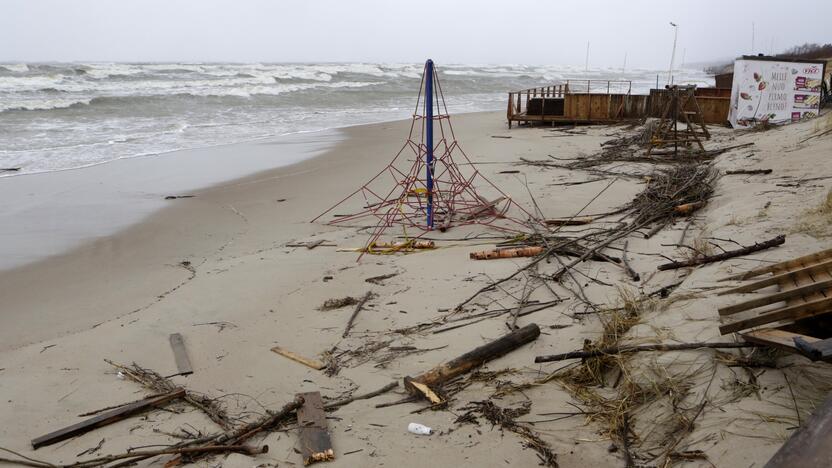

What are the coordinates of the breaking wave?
(0, 62, 713, 175)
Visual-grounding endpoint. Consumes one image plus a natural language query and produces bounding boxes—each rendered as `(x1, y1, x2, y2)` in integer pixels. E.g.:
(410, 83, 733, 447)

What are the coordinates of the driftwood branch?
(656, 235, 785, 271)
(324, 381, 399, 410)
(534, 342, 757, 363)
(342, 291, 374, 338)
(406, 324, 540, 393)
(621, 240, 640, 281)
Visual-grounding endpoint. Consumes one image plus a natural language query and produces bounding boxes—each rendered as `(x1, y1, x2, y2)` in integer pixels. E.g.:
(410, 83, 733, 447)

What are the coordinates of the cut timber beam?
(765, 392, 832, 467)
(717, 259, 832, 296)
(296, 391, 334, 465)
(718, 278, 832, 316)
(32, 388, 185, 449)
(719, 296, 832, 334)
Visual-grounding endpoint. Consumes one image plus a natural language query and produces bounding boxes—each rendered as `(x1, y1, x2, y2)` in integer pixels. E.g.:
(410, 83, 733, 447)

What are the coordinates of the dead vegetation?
(795, 188, 832, 237)
(319, 296, 360, 310)
(456, 400, 558, 467)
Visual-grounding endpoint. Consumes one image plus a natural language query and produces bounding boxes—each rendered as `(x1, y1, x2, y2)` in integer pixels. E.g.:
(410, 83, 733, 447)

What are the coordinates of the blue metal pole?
(425, 59, 434, 229)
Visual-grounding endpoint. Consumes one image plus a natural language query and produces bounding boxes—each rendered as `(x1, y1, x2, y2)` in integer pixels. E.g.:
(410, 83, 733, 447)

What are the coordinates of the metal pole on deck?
(425, 59, 435, 229)
(668, 22, 678, 85)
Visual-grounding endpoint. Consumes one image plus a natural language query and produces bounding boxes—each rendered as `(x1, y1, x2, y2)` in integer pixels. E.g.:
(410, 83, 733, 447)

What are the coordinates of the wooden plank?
(32, 388, 185, 449)
(296, 391, 334, 465)
(719, 248, 832, 281)
(169, 333, 193, 376)
(765, 392, 832, 467)
(742, 329, 820, 352)
(719, 296, 832, 334)
(718, 259, 832, 295)
(718, 278, 832, 316)
(271, 346, 325, 370)
(782, 259, 831, 308)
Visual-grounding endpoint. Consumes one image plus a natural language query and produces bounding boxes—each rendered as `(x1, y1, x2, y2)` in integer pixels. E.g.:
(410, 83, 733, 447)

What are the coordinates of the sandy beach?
(2, 108, 832, 468)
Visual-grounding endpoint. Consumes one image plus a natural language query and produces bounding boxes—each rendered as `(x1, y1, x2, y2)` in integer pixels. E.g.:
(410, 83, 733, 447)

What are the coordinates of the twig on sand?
(342, 291, 375, 338)
(325, 381, 399, 410)
(534, 342, 756, 363)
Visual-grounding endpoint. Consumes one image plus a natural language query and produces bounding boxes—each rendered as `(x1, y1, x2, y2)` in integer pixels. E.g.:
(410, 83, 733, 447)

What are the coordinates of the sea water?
(0, 62, 713, 175)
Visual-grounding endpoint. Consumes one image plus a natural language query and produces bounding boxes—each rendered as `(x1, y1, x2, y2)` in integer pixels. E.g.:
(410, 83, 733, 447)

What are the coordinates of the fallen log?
(297, 392, 334, 465)
(657, 235, 786, 271)
(534, 342, 757, 363)
(404, 323, 540, 395)
(32, 389, 185, 449)
(470, 246, 544, 260)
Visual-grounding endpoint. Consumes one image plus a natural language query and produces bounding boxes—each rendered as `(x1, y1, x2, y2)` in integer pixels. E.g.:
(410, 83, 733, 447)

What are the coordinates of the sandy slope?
(1, 110, 832, 467)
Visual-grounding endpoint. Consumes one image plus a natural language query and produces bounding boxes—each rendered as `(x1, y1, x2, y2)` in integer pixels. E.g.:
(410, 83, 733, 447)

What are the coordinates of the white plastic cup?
(407, 422, 432, 435)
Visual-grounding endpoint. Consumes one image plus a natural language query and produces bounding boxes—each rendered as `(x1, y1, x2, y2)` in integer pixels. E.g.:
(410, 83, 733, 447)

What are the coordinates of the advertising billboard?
(729, 57, 825, 128)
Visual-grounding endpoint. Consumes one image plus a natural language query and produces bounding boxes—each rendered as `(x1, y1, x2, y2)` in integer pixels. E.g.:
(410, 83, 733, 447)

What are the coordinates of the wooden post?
(404, 323, 540, 393)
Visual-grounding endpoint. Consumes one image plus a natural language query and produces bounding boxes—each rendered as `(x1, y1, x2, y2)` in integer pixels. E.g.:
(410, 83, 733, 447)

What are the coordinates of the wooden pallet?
(717, 249, 832, 360)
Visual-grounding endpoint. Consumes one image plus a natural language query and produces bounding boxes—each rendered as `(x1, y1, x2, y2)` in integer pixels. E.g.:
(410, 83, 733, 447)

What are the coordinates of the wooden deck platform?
(507, 80, 730, 127)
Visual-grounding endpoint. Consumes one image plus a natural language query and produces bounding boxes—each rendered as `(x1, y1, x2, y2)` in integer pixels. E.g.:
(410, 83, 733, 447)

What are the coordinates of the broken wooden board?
(742, 329, 821, 355)
(32, 388, 185, 449)
(271, 346, 325, 370)
(718, 248, 832, 282)
(719, 249, 832, 360)
(296, 391, 334, 465)
(169, 333, 193, 376)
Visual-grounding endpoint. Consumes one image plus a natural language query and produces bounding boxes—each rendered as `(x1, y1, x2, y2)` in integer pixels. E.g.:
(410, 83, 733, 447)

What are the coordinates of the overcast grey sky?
(2, 0, 830, 67)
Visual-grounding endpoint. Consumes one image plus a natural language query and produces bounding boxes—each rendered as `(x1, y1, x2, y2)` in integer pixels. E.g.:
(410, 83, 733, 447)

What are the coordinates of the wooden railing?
(507, 80, 633, 123)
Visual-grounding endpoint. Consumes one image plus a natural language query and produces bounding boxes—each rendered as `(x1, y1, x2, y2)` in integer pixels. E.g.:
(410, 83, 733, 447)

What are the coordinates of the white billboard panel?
(729, 58, 824, 128)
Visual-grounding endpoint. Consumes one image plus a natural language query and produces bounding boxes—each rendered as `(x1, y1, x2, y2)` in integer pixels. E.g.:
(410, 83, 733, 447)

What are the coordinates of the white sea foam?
(0, 62, 714, 176)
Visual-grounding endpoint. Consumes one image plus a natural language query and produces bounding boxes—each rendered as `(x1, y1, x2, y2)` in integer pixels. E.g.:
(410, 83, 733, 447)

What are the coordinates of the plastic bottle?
(407, 422, 433, 435)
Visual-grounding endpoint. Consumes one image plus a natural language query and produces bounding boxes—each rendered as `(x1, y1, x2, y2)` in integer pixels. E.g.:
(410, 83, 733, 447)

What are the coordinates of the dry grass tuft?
(795, 188, 832, 237)
(544, 289, 715, 466)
